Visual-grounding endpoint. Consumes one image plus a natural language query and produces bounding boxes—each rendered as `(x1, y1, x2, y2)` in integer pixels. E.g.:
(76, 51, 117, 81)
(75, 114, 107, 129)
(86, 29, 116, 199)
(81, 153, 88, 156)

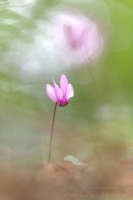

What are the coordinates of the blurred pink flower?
(46, 74, 74, 107)
(50, 10, 104, 65)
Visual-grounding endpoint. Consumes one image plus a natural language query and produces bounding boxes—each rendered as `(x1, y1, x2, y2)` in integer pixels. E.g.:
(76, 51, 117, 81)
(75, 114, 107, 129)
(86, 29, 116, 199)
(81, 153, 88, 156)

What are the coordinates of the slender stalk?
(48, 102, 57, 165)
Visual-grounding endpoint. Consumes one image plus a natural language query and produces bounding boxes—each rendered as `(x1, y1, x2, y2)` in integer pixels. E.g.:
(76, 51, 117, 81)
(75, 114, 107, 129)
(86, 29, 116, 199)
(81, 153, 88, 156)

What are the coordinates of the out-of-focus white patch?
(0, 18, 18, 25)
(8, 0, 35, 6)
(64, 155, 88, 167)
(3, 24, 66, 80)
(20, 60, 40, 82)
(95, 104, 133, 121)
(7, 0, 35, 17)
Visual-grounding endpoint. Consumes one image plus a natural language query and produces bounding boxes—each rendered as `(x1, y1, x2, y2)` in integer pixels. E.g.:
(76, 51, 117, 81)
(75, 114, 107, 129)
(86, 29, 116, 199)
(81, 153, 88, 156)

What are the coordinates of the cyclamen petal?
(66, 84, 74, 100)
(46, 84, 57, 102)
(60, 74, 68, 95)
(46, 74, 74, 106)
(53, 79, 63, 101)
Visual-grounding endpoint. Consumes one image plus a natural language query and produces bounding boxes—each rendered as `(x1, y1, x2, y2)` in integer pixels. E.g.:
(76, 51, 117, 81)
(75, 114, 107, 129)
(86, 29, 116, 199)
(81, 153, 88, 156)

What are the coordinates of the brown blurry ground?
(1, 104, 133, 199)
(0, 153, 133, 200)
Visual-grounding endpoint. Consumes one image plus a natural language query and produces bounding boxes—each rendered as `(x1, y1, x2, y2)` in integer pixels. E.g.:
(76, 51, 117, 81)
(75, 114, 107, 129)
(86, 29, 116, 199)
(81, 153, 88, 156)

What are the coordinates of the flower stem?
(48, 102, 57, 165)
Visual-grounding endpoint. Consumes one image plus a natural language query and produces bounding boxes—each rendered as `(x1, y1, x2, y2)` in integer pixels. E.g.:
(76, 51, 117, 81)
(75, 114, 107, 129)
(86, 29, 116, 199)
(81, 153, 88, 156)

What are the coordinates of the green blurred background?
(0, 0, 133, 169)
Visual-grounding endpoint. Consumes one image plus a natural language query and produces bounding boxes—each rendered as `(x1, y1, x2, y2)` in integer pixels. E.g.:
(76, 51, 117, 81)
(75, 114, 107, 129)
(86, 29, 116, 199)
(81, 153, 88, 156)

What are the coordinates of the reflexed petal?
(66, 84, 74, 100)
(53, 79, 63, 101)
(60, 74, 68, 95)
(46, 84, 57, 102)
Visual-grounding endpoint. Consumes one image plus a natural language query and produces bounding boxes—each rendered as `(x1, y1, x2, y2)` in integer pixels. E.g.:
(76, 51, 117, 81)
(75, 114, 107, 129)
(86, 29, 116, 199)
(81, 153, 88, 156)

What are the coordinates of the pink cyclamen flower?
(46, 74, 74, 107)
(49, 10, 104, 65)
